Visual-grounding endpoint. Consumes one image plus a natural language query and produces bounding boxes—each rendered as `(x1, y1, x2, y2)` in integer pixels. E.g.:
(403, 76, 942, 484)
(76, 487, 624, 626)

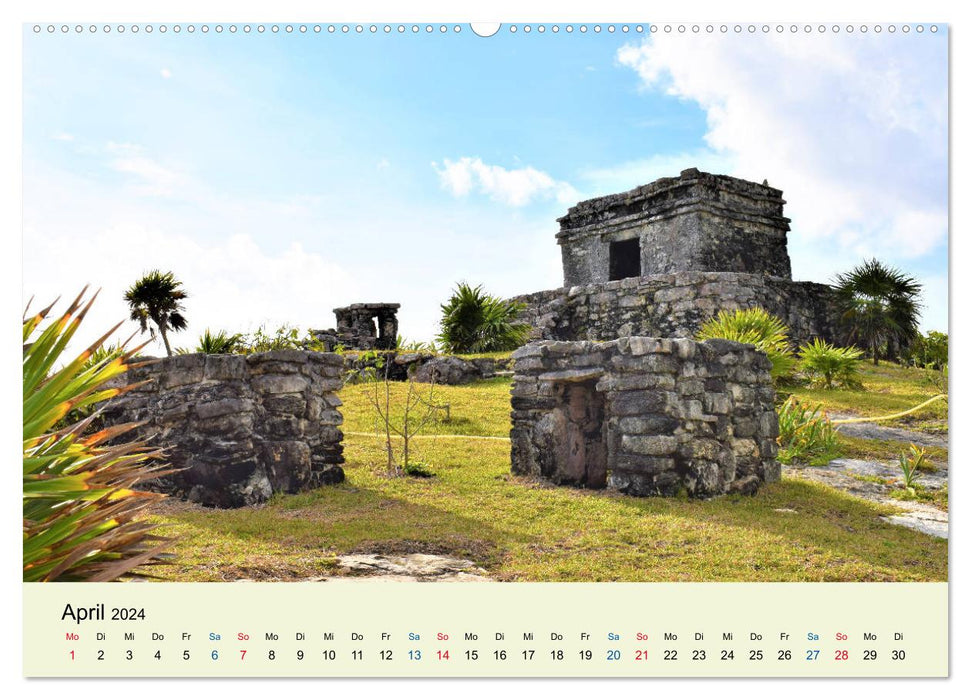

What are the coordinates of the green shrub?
(832, 258, 922, 365)
(397, 335, 439, 353)
(238, 324, 326, 354)
(437, 283, 530, 354)
(696, 307, 796, 381)
(24, 290, 171, 581)
(195, 329, 245, 354)
(798, 338, 864, 389)
(776, 396, 840, 465)
(900, 330, 948, 369)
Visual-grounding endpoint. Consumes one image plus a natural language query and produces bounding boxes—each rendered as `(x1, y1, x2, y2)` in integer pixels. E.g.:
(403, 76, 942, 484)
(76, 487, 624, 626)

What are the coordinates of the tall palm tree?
(833, 259, 922, 365)
(124, 270, 188, 357)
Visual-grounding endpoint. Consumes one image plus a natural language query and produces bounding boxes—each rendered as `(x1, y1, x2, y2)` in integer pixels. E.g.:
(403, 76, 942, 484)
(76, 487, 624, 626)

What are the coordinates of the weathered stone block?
(205, 355, 247, 381)
(703, 393, 732, 415)
(621, 434, 678, 456)
(538, 368, 604, 383)
(195, 398, 254, 420)
(615, 415, 680, 435)
(610, 390, 675, 415)
(160, 364, 206, 389)
(252, 374, 310, 394)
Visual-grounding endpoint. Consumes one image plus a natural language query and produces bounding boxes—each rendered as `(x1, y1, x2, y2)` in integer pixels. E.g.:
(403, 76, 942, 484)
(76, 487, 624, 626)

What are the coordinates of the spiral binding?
(31, 23, 941, 36)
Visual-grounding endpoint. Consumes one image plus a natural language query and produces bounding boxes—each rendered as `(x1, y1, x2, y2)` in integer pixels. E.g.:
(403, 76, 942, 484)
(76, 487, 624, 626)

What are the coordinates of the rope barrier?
(346, 393, 947, 438)
(830, 394, 948, 425)
(344, 430, 510, 441)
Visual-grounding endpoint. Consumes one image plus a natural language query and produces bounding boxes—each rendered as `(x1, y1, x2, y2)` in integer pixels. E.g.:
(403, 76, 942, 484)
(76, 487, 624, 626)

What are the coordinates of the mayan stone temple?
(510, 168, 837, 497)
(512, 168, 837, 345)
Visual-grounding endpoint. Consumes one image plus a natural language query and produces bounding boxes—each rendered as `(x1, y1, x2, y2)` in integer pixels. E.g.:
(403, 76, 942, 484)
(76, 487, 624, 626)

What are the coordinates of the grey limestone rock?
(100, 350, 345, 508)
(511, 337, 779, 498)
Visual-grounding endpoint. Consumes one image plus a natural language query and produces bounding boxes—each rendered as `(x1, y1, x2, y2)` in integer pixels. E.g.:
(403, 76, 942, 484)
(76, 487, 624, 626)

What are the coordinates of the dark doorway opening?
(550, 380, 607, 489)
(609, 238, 641, 281)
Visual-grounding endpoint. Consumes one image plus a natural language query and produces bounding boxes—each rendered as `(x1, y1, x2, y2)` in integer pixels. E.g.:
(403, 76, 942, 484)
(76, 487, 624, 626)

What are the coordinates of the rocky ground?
(828, 412, 948, 448)
(785, 418, 948, 539)
(226, 554, 491, 583)
(332, 553, 490, 581)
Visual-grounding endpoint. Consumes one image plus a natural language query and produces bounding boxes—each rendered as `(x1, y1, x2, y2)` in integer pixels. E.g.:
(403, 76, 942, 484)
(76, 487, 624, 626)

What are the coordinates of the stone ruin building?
(102, 350, 346, 508)
(313, 302, 400, 351)
(511, 337, 779, 497)
(512, 168, 837, 345)
(510, 168, 837, 497)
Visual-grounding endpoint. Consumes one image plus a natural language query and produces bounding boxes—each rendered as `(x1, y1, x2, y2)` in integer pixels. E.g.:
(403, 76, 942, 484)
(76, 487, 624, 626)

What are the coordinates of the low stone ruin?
(101, 350, 345, 508)
(342, 351, 512, 384)
(510, 337, 780, 497)
(313, 302, 400, 351)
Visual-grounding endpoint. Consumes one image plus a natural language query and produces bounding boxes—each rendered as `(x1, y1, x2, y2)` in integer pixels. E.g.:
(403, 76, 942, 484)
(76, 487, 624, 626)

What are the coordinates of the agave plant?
(195, 328, 244, 354)
(696, 307, 796, 381)
(776, 396, 840, 465)
(24, 289, 173, 582)
(798, 338, 864, 390)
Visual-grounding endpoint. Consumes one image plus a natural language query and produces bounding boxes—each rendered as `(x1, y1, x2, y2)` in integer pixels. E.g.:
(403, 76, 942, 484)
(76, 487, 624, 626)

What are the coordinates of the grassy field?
(786, 361, 948, 433)
(148, 362, 947, 583)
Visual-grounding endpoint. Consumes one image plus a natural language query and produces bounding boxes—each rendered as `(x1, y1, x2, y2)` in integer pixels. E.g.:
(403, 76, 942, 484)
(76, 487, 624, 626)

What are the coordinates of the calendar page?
(20, 4, 951, 684)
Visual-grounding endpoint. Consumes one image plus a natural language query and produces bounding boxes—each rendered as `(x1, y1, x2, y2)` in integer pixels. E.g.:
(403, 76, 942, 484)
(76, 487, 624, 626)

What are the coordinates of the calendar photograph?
(23, 20, 948, 595)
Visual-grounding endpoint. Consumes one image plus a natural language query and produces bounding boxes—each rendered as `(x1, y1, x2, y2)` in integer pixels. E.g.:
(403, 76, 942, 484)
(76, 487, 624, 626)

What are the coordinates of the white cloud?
(160, 68, 172, 79)
(50, 131, 74, 142)
(23, 157, 562, 351)
(581, 149, 737, 197)
(432, 157, 578, 207)
(24, 223, 359, 356)
(616, 32, 948, 267)
(23, 156, 362, 354)
(106, 142, 186, 196)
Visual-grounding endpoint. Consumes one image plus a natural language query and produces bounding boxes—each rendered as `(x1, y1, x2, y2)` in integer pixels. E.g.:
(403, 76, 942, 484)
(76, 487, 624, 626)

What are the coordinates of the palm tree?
(124, 270, 188, 357)
(833, 259, 922, 365)
(437, 282, 530, 353)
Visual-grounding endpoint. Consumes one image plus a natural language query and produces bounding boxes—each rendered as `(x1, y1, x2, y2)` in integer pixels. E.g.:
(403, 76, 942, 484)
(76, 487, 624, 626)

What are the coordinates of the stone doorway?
(609, 238, 641, 281)
(550, 380, 607, 488)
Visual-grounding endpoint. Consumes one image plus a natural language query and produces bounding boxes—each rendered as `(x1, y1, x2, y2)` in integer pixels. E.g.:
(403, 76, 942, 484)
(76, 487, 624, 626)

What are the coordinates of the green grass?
(454, 350, 514, 361)
(837, 434, 947, 466)
(787, 361, 947, 432)
(340, 376, 512, 437)
(890, 485, 949, 511)
(147, 375, 946, 583)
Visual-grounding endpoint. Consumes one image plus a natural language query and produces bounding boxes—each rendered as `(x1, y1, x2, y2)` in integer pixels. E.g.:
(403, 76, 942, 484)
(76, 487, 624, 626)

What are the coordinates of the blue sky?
(23, 25, 948, 350)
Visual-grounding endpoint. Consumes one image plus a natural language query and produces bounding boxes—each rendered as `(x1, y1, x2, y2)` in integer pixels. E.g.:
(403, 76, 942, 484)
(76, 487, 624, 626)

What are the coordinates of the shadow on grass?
(150, 436, 947, 583)
(150, 481, 509, 580)
(589, 476, 947, 581)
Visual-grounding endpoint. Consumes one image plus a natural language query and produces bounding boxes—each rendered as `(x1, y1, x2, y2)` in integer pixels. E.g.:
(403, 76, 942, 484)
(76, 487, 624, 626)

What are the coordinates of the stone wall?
(510, 271, 837, 347)
(510, 338, 780, 498)
(557, 169, 792, 286)
(101, 350, 345, 508)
